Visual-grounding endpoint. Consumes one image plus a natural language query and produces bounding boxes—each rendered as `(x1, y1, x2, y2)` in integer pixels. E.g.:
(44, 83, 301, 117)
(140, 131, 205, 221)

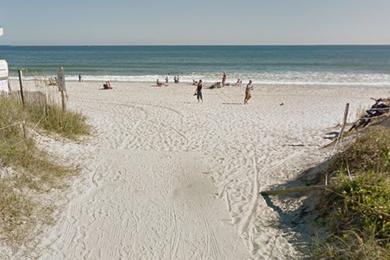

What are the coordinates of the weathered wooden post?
(18, 69, 26, 108)
(338, 103, 350, 142)
(17, 69, 27, 138)
(325, 103, 350, 185)
(57, 66, 67, 112)
(44, 84, 49, 117)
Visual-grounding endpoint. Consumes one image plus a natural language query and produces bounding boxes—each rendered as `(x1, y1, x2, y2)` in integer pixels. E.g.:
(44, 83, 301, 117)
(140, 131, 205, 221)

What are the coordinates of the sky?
(1, 0, 390, 45)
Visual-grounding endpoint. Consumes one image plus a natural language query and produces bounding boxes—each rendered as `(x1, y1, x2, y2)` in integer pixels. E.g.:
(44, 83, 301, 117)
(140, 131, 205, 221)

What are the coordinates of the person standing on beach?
(222, 72, 227, 87)
(244, 80, 253, 104)
(78, 74, 82, 82)
(165, 76, 169, 84)
(174, 76, 180, 83)
(235, 78, 242, 87)
(194, 80, 203, 102)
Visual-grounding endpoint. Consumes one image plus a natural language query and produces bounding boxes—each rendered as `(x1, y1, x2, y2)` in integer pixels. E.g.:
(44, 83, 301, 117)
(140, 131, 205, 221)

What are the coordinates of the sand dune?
(22, 81, 388, 259)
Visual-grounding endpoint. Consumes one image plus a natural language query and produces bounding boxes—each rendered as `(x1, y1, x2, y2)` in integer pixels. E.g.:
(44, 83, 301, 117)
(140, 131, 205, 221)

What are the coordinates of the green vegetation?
(313, 126, 390, 259)
(26, 101, 90, 139)
(0, 94, 89, 249)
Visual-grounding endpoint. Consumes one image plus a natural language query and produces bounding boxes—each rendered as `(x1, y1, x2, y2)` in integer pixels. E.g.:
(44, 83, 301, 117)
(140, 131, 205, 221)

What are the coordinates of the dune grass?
(0, 94, 88, 250)
(26, 101, 90, 140)
(0, 182, 36, 248)
(313, 126, 390, 259)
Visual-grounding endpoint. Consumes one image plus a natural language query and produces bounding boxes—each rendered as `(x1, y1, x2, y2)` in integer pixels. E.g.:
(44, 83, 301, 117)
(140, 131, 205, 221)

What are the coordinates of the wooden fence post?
(44, 85, 49, 117)
(18, 69, 25, 108)
(325, 103, 350, 185)
(60, 89, 66, 112)
(338, 103, 350, 142)
(7, 80, 11, 92)
(17, 69, 27, 138)
(57, 67, 66, 112)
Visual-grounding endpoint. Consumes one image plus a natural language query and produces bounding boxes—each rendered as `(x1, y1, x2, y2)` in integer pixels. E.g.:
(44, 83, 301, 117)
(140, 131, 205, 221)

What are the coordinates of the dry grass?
(0, 182, 54, 249)
(0, 94, 88, 251)
(25, 99, 90, 140)
(10, 90, 90, 140)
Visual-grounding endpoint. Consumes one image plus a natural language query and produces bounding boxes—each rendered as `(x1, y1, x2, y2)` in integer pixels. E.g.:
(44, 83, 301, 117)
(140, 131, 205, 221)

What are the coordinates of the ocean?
(1, 45, 390, 86)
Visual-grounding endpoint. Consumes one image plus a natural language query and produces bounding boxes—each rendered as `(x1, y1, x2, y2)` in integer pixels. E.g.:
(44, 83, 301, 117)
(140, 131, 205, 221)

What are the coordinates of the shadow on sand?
(260, 158, 333, 255)
(222, 102, 243, 105)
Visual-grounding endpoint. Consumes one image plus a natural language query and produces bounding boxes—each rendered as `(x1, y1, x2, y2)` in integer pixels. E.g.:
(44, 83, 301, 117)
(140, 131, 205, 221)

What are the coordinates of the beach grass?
(313, 125, 390, 259)
(0, 182, 36, 248)
(0, 94, 88, 249)
(25, 101, 90, 140)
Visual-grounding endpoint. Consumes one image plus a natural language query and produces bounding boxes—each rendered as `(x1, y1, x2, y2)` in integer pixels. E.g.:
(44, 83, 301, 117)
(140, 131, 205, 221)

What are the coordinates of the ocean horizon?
(1, 45, 390, 86)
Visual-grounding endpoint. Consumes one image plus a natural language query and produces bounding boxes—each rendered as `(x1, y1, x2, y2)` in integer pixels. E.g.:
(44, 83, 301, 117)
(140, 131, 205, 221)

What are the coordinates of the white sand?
(15, 81, 389, 259)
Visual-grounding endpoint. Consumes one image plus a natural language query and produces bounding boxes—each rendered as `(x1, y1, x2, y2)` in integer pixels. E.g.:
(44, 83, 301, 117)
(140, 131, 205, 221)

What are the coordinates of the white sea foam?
(10, 71, 390, 86)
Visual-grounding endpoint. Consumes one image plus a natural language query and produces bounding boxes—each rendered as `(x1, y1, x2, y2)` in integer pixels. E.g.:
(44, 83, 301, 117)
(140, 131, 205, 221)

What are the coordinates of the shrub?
(313, 126, 390, 259)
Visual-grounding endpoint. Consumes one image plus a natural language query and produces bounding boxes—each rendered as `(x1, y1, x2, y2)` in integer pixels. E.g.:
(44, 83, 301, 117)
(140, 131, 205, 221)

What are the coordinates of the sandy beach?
(2, 1, 390, 257)
(12, 81, 388, 259)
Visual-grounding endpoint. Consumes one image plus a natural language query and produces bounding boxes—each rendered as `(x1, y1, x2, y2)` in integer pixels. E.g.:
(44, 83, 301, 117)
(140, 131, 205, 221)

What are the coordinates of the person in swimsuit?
(235, 78, 242, 87)
(103, 81, 112, 89)
(157, 79, 167, 87)
(244, 80, 253, 104)
(194, 79, 203, 102)
(222, 72, 227, 87)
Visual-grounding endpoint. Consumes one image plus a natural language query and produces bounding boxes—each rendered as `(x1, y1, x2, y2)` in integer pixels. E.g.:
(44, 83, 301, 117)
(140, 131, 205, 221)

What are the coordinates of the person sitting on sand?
(244, 80, 253, 104)
(157, 79, 168, 87)
(103, 81, 112, 89)
(208, 82, 223, 89)
(48, 77, 57, 86)
(194, 80, 203, 102)
(157, 79, 163, 87)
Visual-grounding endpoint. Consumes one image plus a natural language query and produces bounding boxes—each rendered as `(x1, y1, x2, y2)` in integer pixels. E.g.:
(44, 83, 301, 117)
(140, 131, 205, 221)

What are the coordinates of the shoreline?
(9, 77, 390, 89)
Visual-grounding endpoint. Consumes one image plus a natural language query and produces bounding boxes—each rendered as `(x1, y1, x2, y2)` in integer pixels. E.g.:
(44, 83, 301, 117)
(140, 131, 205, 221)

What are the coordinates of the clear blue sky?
(1, 0, 390, 45)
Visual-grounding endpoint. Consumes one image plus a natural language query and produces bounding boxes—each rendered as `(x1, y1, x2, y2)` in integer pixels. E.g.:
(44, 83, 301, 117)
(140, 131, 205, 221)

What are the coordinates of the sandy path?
(42, 152, 247, 259)
(32, 82, 388, 259)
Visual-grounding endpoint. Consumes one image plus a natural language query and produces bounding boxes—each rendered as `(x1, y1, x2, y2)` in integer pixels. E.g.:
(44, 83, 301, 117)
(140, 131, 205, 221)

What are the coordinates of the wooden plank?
(260, 185, 328, 197)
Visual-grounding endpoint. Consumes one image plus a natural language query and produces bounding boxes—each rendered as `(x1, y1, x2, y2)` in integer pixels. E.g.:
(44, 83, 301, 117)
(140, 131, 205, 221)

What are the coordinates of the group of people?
(103, 81, 112, 89)
(222, 72, 243, 87)
(162, 72, 253, 104)
(156, 75, 180, 87)
(156, 79, 168, 87)
(193, 73, 254, 104)
(99, 72, 253, 104)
